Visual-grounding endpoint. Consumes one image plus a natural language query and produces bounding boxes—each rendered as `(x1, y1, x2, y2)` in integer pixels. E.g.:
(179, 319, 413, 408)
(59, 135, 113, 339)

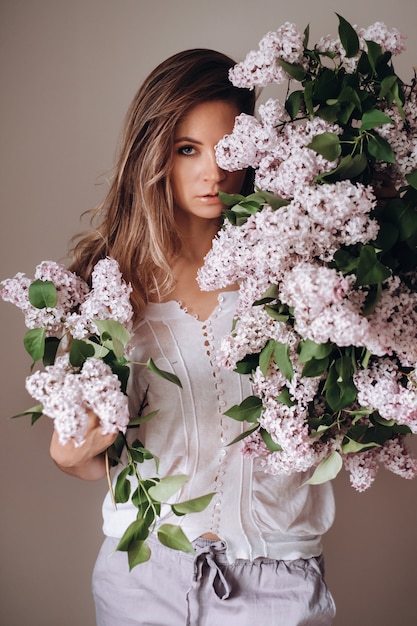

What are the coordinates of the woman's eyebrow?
(174, 136, 203, 144)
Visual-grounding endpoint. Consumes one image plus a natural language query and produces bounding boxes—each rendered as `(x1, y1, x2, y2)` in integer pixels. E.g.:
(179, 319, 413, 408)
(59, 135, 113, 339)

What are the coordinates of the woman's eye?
(178, 145, 196, 156)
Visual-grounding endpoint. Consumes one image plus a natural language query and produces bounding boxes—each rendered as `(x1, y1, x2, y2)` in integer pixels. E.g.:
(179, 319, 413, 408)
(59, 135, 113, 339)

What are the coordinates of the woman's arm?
(50, 410, 118, 481)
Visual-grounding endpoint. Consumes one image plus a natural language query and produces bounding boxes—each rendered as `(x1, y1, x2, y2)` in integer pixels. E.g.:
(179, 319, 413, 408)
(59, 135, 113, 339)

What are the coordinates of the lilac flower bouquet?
(199, 15, 417, 491)
(1, 258, 212, 568)
(1, 257, 133, 444)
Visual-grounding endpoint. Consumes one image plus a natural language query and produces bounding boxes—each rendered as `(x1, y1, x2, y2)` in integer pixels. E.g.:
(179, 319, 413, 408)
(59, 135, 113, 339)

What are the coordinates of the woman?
(50, 48, 336, 625)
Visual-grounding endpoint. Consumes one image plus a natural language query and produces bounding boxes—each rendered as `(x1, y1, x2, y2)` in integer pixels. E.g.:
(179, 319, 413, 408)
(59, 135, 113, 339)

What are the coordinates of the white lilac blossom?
(216, 115, 342, 198)
(1, 257, 134, 446)
(200, 16, 417, 490)
(375, 87, 417, 186)
(200, 182, 378, 311)
(26, 355, 130, 446)
(1, 262, 89, 336)
(344, 437, 417, 491)
(66, 257, 133, 339)
(0, 257, 133, 342)
(229, 22, 306, 89)
(354, 359, 417, 433)
(316, 22, 406, 74)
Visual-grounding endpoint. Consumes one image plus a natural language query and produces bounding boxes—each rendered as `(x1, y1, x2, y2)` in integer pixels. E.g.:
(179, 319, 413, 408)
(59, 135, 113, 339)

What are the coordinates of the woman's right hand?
(50, 410, 119, 481)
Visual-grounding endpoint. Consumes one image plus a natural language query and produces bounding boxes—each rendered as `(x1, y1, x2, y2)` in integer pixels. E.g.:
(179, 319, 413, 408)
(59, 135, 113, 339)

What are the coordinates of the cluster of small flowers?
(344, 436, 417, 491)
(376, 86, 417, 186)
(229, 22, 307, 89)
(316, 22, 405, 74)
(216, 111, 341, 200)
(199, 19, 417, 489)
(26, 355, 130, 446)
(1, 257, 133, 340)
(1, 262, 89, 336)
(1, 257, 134, 446)
(199, 181, 378, 316)
(66, 258, 134, 339)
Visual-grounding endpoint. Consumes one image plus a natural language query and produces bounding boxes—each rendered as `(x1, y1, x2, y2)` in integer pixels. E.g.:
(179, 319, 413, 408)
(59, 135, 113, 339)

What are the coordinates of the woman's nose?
(203, 149, 226, 182)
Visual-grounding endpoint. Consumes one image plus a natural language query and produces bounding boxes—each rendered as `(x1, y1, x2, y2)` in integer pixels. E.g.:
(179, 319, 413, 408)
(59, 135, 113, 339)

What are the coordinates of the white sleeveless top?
(101, 292, 335, 563)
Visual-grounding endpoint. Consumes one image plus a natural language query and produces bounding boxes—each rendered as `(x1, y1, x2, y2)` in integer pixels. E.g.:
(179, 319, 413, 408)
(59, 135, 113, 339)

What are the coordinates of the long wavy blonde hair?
(69, 49, 256, 321)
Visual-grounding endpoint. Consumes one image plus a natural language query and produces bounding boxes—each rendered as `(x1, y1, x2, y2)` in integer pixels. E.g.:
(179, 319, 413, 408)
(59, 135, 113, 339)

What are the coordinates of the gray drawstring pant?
(92, 535, 336, 625)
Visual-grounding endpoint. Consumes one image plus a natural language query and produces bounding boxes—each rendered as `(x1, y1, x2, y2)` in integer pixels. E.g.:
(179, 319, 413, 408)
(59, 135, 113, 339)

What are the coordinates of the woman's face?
(171, 100, 246, 222)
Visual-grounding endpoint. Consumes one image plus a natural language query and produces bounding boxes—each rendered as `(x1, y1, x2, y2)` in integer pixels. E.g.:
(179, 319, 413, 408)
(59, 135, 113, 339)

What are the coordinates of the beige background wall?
(1, 1, 417, 625)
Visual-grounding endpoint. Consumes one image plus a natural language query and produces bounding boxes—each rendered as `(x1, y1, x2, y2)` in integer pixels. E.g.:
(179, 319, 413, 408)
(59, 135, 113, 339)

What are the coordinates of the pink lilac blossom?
(229, 22, 306, 89)
(1, 261, 89, 336)
(26, 355, 129, 446)
(366, 276, 417, 365)
(217, 307, 294, 370)
(199, 182, 378, 304)
(247, 393, 335, 474)
(358, 22, 406, 56)
(255, 118, 342, 199)
(343, 450, 379, 491)
(344, 436, 417, 491)
(66, 257, 133, 339)
(316, 22, 406, 74)
(203, 19, 417, 488)
(216, 114, 342, 198)
(278, 263, 375, 347)
(1, 258, 133, 342)
(258, 98, 289, 127)
(215, 113, 277, 171)
(376, 85, 417, 185)
(354, 359, 417, 433)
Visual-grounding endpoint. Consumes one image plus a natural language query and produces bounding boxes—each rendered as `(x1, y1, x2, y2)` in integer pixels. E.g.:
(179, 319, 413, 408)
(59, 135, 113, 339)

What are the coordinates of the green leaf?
(259, 340, 275, 376)
(355, 245, 391, 286)
(127, 540, 151, 570)
(69, 338, 95, 367)
(43, 336, 60, 366)
(273, 341, 294, 381)
(307, 132, 341, 161)
(128, 410, 159, 427)
(260, 428, 282, 452)
(318, 153, 367, 183)
(226, 423, 260, 446)
(298, 339, 333, 363)
(406, 169, 417, 190)
(114, 466, 132, 503)
(253, 283, 279, 305)
(304, 451, 343, 485)
(337, 14, 360, 58)
(157, 524, 194, 553)
(324, 359, 357, 412)
(224, 395, 263, 423)
(264, 305, 289, 322)
(303, 79, 314, 116)
(28, 279, 57, 309)
(146, 358, 182, 388)
(218, 191, 246, 206)
(276, 387, 296, 407)
(360, 110, 392, 131)
(342, 438, 379, 454)
(285, 90, 303, 119)
(302, 357, 329, 378)
(276, 58, 306, 81)
(117, 517, 149, 552)
(234, 353, 259, 374)
(95, 319, 131, 359)
(171, 492, 214, 516)
(12, 403, 44, 425)
(148, 474, 188, 502)
(379, 75, 399, 101)
(367, 134, 395, 163)
(23, 328, 46, 362)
